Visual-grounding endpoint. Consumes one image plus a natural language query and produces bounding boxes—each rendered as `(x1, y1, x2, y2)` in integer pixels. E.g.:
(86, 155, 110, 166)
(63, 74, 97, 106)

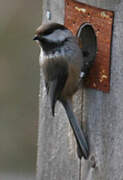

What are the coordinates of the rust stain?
(64, 0, 114, 92)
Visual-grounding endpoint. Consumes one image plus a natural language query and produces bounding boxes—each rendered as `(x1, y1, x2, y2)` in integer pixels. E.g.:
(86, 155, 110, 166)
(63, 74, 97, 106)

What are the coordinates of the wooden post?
(37, 0, 123, 180)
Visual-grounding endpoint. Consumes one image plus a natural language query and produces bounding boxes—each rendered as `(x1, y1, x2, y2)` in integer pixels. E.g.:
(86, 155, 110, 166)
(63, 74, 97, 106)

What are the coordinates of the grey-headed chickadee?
(33, 23, 89, 159)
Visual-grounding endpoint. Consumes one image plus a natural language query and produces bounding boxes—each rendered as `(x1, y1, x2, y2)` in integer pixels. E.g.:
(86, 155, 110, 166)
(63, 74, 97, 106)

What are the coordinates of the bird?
(33, 22, 89, 159)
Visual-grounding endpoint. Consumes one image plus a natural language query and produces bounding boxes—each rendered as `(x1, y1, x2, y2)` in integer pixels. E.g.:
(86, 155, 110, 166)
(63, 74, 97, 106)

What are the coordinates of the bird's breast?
(61, 63, 81, 99)
(39, 48, 63, 66)
(39, 47, 46, 66)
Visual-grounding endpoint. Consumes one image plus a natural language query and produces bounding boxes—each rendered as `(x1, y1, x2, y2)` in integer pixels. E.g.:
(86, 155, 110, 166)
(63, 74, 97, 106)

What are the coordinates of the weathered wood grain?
(37, 0, 123, 180)
(81, 1, 123, 180)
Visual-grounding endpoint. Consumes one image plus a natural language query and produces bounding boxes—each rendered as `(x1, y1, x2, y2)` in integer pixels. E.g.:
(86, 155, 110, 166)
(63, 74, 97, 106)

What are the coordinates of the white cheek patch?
(43, 29, 72, 42)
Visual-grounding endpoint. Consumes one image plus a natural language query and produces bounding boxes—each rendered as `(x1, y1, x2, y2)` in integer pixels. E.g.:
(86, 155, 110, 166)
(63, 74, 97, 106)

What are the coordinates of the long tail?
(61, 99, 89, 159)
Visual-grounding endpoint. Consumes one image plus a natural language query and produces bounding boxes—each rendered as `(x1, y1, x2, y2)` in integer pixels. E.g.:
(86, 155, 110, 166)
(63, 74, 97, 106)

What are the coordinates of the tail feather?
(61, 99, 89, 159)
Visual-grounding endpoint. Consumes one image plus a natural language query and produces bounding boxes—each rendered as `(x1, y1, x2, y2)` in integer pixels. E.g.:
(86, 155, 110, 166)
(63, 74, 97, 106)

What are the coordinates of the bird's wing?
(43, 57, 68, 116)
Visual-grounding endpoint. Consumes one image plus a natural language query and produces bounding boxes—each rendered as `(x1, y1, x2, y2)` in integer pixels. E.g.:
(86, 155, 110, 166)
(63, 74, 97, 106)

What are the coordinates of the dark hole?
(77, 23, 97, 74)
(83, 51, 90, 57)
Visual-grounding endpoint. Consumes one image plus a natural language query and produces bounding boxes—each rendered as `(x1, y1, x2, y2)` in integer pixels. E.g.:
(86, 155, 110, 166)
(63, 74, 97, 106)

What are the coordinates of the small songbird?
(33, 23, 89, 159)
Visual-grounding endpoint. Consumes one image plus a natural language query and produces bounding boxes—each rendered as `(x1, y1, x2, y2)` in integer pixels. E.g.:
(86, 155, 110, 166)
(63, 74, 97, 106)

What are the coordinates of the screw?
(46, 10, 51, 20)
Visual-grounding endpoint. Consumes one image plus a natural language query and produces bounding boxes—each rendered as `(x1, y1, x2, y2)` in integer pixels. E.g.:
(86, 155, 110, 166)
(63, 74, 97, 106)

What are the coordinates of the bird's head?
(33, 23, 73, 52)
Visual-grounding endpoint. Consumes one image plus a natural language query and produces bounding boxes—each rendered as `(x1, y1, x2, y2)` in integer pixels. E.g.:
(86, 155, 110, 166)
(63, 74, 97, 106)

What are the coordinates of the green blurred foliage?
(0, 0, 41, 173)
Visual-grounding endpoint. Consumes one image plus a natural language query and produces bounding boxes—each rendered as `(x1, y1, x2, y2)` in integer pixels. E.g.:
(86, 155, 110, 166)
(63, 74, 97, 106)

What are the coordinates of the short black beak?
(33, 36, 38, 41)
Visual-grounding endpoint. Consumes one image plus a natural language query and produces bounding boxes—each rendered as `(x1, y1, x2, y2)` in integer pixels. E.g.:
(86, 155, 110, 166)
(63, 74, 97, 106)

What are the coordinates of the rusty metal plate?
(64, 0, 114, 92)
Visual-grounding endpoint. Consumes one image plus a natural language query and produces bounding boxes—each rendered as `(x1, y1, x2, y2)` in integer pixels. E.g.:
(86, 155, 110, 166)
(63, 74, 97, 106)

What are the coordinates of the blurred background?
(0, 0, 41, 179)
